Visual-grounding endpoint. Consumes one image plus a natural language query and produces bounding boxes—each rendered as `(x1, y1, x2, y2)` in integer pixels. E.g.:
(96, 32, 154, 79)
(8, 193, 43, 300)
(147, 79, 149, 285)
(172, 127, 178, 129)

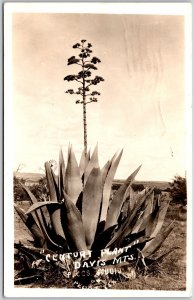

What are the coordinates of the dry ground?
(14, 200, 186, 290)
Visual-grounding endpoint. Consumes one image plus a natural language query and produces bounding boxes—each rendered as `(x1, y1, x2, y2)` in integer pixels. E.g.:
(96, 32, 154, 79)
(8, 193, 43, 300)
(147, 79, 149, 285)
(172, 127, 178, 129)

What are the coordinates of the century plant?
(64, 40, 104, 155)
(14, 145, 175, 286)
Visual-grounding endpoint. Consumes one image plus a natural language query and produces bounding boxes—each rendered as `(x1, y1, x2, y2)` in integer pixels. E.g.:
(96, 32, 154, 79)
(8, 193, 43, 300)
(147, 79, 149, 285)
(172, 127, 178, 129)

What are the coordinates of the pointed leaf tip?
(82, 167, 102, 248)
(45, 161, 58, 202)
(84, 144, 99, 184)
(105, 164, 142, 230)
(65, 146, 82, 204)
(100, 149, 123, 222)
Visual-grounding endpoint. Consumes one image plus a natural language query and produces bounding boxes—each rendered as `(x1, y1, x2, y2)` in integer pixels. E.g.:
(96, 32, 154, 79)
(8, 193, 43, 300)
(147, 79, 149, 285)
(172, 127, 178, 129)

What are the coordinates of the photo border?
(3, 2, 192, 298)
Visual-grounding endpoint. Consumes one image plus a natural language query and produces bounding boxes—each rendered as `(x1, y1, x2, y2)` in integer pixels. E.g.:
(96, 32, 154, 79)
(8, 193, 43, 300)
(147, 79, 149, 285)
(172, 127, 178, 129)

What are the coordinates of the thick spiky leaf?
(51, 205, 66, 235)
(135, 196, 160, 236)
(79, 148, 86, 177)
(144, 202, 169, 253)
(20, 182, 39, 204)
(120, 229, 146, 248)
(20, 183, 48, 235)
(128, 185, 136, 211)
(118, 186, 139, 219)
(100, 151, 119, 187)
(100, 150, 123, 222)
(148, 198, 170, 238)
(142, 218, 174, 257)
(23, 178, 59, 248)
(152, 192, 161, 212)
(92, 224, 117, 251)
(62, 191, 87, 252)
(82, 167, 102, 248)
(107, 188, 154, 248)
(105, 165, 142, 230)
(128, 186, 146, 211)
(65, 145, 83, 204)
(21, 188, 62, 250)
(51, 168, 60, 198)
(20, 183, 44, 223)
(125, 237, 154, 257)
(79, 149, 91, 180)
(14, 203, 28, 223)
(143, 190, 154, 217)
(58, 148, 66, 200)
(101, 160, 111, 187)
(14, 204, 44, 246)
(86, 149, 91, 163)
(95, 220, 105, 236)
(45, 162, 58, 202)
(122, 188, 154, 237)
(131, 212, 145, 234)
(51, 168, 58, 186)
(26, 202, 66, 243)
(84, 144, 99, 184)
(139, 209, 159, 238)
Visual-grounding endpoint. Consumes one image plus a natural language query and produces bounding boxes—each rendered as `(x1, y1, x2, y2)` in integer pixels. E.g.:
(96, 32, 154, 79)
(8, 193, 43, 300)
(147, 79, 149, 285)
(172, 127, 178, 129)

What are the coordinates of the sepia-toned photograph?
(4, 3, 192, 297)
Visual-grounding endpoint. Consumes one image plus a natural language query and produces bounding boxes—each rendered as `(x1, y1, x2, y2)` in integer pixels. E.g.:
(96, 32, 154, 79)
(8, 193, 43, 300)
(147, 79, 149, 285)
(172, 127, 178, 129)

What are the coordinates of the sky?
(12, 11, 188, 181)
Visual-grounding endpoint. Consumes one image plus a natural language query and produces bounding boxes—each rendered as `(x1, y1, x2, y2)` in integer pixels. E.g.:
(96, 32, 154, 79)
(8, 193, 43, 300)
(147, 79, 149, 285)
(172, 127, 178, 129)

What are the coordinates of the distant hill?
(14, 172, 45, 182)
(14, 172, 170, 190)
(113, 179, 170, 190)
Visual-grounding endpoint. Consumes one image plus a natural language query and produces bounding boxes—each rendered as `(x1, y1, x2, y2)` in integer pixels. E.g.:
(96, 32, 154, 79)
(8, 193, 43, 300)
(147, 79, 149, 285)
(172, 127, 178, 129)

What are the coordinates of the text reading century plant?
(64, 40, 104, 156)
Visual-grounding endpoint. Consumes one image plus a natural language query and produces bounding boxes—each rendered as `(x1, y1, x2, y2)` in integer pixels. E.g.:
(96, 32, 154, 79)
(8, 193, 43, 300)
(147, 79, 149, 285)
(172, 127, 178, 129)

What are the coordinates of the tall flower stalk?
(64, 40, 104, 156)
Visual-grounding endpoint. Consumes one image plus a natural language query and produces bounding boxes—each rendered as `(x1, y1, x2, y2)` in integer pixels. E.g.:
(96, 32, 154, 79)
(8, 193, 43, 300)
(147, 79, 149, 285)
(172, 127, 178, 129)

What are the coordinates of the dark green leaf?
(65, 145, 83, 204)
(105, 165, 142, 230)
(62, 191, 87, 252)
(100, 150, 123, 223)
(82, 168, 102, 248)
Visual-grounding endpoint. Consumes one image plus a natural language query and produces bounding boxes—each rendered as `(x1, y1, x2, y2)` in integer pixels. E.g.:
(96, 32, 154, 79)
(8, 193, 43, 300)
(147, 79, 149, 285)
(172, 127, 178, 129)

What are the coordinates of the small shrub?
(30, 177, 49, 201)
(169, 175, 187, 205)
(13, 176, 27, 201)
(153, 187, 161, 196)
(14, 176, 49, 202)
(131, 183, 145, 192)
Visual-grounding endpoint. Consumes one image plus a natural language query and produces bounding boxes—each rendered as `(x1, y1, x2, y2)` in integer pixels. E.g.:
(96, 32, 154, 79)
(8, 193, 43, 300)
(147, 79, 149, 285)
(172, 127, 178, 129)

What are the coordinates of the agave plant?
(14, 144, 175, 286)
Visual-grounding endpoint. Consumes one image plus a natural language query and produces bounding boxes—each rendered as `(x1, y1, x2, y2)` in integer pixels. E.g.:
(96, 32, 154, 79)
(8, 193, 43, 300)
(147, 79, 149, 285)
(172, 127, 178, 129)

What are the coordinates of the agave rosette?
(14, 144, 174, 277)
